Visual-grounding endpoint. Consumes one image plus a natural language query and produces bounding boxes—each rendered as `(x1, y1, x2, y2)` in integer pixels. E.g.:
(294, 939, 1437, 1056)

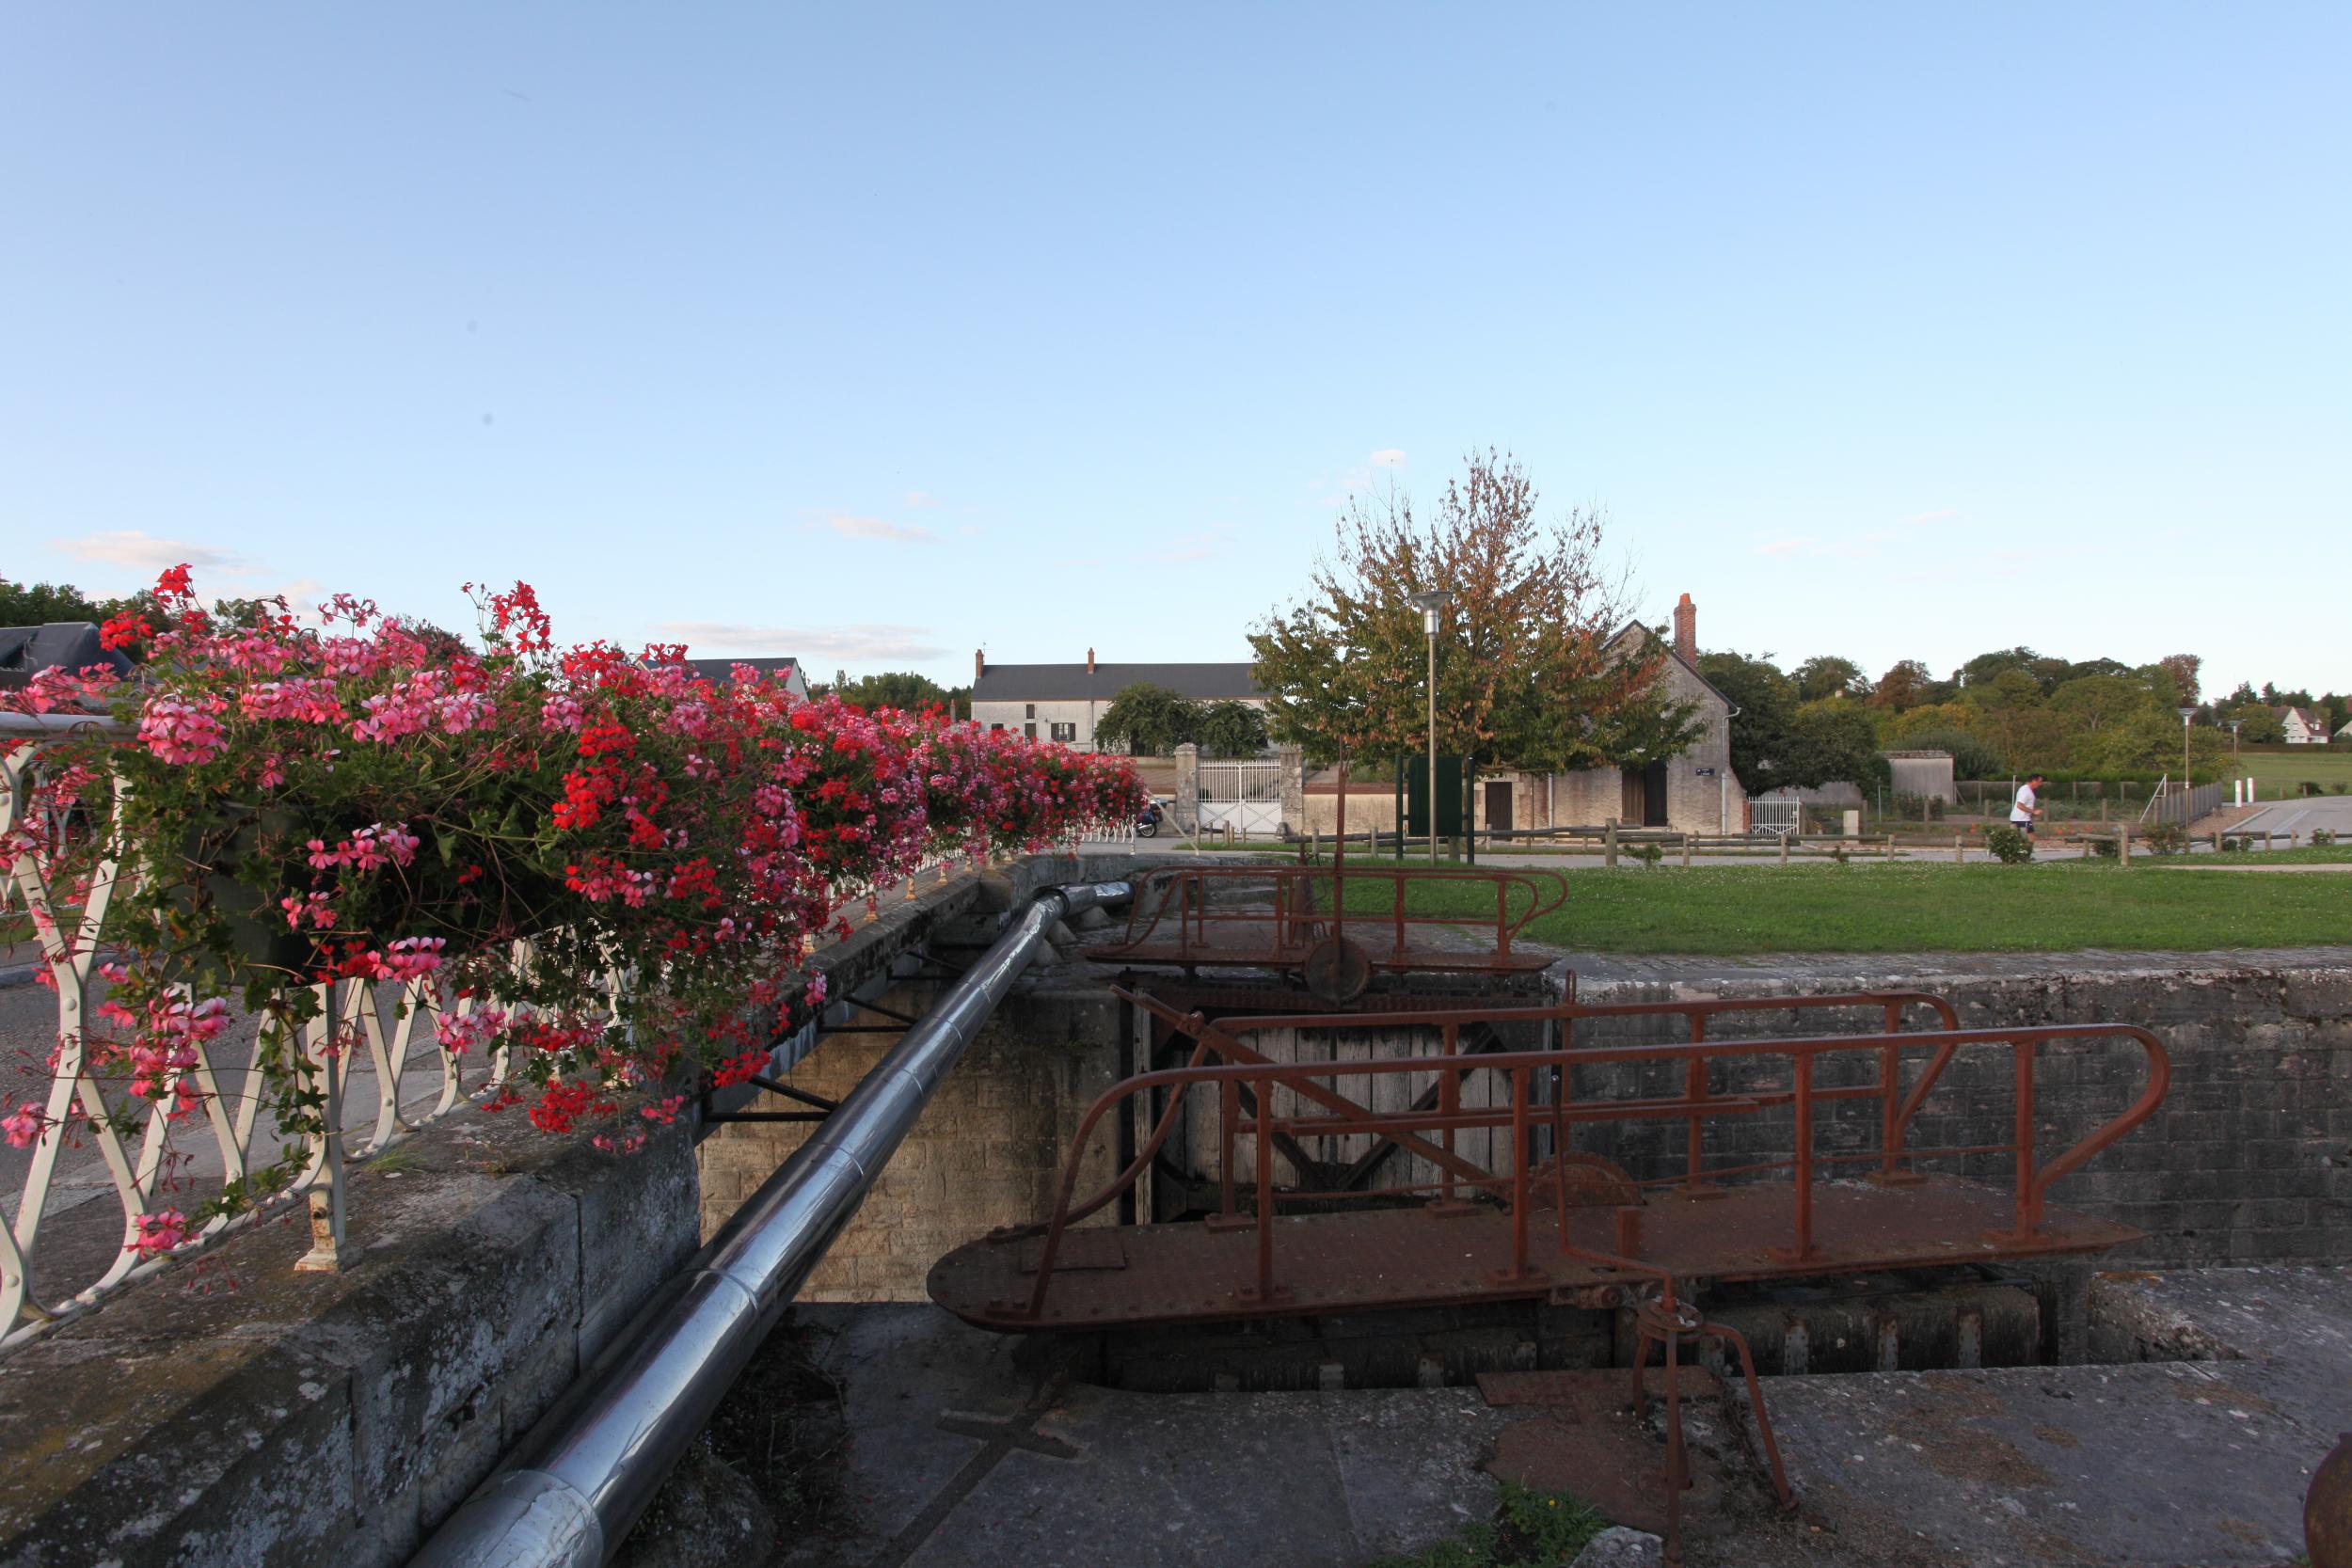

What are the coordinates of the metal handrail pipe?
(407, 879, 1130, 1568)
(0, 710, 131, 736)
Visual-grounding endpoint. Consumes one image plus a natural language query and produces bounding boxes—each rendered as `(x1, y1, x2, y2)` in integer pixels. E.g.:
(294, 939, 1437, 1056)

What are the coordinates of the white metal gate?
(1197, 757, 1284, 836)
(1749, 796, 1800, 836)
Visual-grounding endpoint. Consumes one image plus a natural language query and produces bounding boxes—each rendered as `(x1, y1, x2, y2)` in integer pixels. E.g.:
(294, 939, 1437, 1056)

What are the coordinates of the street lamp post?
(2178, 707, 2197, 799)
(2229, 720, 2243, 754)
(1408, 590, 1452, 864)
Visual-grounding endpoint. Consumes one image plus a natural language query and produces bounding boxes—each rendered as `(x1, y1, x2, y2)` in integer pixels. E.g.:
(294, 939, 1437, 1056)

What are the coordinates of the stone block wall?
(1562, 962, 2352, 1267)
(0, 1109, 700, 1568)
(698, 978, 1126, 1299)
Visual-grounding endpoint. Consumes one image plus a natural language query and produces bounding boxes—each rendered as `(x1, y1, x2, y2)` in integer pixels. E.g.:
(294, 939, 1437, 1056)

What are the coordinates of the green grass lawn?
(2233, 751, 2352, 792)
(1312, 856, 2351, 954)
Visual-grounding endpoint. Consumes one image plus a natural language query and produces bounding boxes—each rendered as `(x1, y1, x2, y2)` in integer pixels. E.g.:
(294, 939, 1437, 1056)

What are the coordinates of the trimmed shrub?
(1985, 825, 2034, 863)
(2139, 820, 2187, 855)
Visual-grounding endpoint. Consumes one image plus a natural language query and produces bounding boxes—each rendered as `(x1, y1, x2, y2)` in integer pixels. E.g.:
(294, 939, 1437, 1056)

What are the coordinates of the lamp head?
(2178, 706, 2197, 723)
(1406, 589, 1452, 635)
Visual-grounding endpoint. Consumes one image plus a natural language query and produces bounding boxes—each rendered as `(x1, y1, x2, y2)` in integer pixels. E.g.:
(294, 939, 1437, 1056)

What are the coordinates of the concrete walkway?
(780, 1305, 1518, 1568)
(775, 1266, 2348, 1568)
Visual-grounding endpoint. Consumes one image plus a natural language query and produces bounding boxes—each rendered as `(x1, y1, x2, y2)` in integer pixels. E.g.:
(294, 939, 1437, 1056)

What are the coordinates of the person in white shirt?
(2010, 773, 2046, 835)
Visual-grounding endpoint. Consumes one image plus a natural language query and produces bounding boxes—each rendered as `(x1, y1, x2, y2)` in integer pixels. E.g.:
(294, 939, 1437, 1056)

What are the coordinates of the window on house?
(1025, 704, 1036, 720)
(989, 723, 1004, 733)
(1049, 721, 1076, 742)
(1024, 722, 1037, 739)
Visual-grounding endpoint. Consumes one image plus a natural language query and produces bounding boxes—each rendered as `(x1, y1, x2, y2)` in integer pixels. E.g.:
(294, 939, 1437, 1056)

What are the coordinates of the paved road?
(2221, 794, 2352, 839)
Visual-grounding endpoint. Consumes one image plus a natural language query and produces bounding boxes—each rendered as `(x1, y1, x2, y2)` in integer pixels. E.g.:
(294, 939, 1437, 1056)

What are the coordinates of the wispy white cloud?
(903, 490, 940, 508)
(1762, 512, 1955, 561)
(1156, 530, 1232, 564)
(1368, 448, 1407, 469)
(50, 530, 246, 573)
(650, 620, 946, 663)
(820, 514, 935, 544)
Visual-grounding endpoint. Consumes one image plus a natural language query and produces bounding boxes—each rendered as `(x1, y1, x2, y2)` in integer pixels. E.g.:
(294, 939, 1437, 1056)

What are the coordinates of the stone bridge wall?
(0, 852, 1149, 1568)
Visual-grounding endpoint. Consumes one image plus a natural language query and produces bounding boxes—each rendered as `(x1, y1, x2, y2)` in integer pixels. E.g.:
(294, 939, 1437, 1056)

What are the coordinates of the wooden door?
(1484, 781, 1514, 836)
(1642, 761, 1669, 827)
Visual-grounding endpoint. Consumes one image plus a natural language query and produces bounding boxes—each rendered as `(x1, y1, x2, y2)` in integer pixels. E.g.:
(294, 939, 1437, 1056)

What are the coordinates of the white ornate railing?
(1, 716, 1119, 1354)
(1, 716, 533, 1352)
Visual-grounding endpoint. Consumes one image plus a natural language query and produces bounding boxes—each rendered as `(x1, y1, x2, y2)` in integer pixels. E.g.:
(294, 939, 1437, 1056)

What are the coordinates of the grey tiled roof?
(675, 657, 802, 686)
(971, 662, 1263, 703)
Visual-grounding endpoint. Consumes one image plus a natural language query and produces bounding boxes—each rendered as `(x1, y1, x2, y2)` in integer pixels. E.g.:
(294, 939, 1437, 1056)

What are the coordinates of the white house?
(968, 648, 1265, 749)
(2279, 705, 2324, 745)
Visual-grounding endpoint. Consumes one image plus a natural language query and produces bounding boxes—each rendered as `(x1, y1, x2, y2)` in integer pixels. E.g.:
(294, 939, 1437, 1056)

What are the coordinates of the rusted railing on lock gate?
(1085, 862, 1567, 970)
(1009, 989, 2169, 1320)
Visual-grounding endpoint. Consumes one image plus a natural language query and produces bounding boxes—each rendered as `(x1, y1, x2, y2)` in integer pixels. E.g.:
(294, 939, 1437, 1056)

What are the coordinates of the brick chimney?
(1087, 646, 1096, 673)
(1672, 594, 1696, 664)
(974, 648, 985, 682)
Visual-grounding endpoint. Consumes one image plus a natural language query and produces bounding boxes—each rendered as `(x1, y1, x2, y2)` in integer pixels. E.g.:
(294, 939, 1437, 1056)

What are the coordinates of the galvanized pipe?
(408, 879, 1129, 1568)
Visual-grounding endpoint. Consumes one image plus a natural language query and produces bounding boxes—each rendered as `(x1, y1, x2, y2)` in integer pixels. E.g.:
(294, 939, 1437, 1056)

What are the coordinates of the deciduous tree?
(1095, 683, 1201, 756)
(1793, 655, 1867, 704)
(1248, 449, 1698, 776)
(1197, 700, 1267, 758)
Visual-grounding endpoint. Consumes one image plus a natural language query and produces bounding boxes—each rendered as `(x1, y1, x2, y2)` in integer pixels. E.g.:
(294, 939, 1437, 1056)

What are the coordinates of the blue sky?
(6, 5, 2346, 699)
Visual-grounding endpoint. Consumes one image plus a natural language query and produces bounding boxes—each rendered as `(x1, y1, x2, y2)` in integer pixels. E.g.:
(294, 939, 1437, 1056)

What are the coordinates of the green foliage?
(1697, 651, 1799, 793)
(2229, 703, 2285, 744)
(1629, 841, 1664, 868)
(0, 576, 171, 661)
(1700, 654, 1887, 794)
(1094, 682, 1201, 756)
(1368, 1481, 1606, 1568)
(2221, 836, 2248, 853)
(1985, 825, 2035, 863)
(1248, 449, 1700, 771)
(1793, 654, 1867, 703)
(2139, 820, 2187, 854)
(2090, 835, 2120, 858)
(2049, 673, 2164, 732)
(0, 578, 113, 626)
(1890, 791, 1945, 820)
(1330, 856, 2352, 954)
(1961, 646, 2072, 696)
(1196, 699, 1268, 757)
(1894, 726, 2004, 780)
(830, 670, 955, 714)
(1869, 657, 1954, 710)
(2313, 829, 2337, 847)
(1792, 700, 1893, 788)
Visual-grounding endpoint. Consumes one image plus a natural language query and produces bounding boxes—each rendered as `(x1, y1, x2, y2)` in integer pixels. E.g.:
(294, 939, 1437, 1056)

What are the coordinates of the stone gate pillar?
(1174, 743, 1200, 833)
(1277, 743, 1305, 838)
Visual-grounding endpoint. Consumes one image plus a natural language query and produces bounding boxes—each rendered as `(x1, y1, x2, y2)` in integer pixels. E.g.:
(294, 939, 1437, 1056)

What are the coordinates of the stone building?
(1473, 593, 1748, 835)
(968, 648, 1264, 750)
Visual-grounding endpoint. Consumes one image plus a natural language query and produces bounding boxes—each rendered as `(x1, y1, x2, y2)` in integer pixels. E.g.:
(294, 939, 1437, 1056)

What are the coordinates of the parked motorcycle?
(1136, 800, 1165, 839)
